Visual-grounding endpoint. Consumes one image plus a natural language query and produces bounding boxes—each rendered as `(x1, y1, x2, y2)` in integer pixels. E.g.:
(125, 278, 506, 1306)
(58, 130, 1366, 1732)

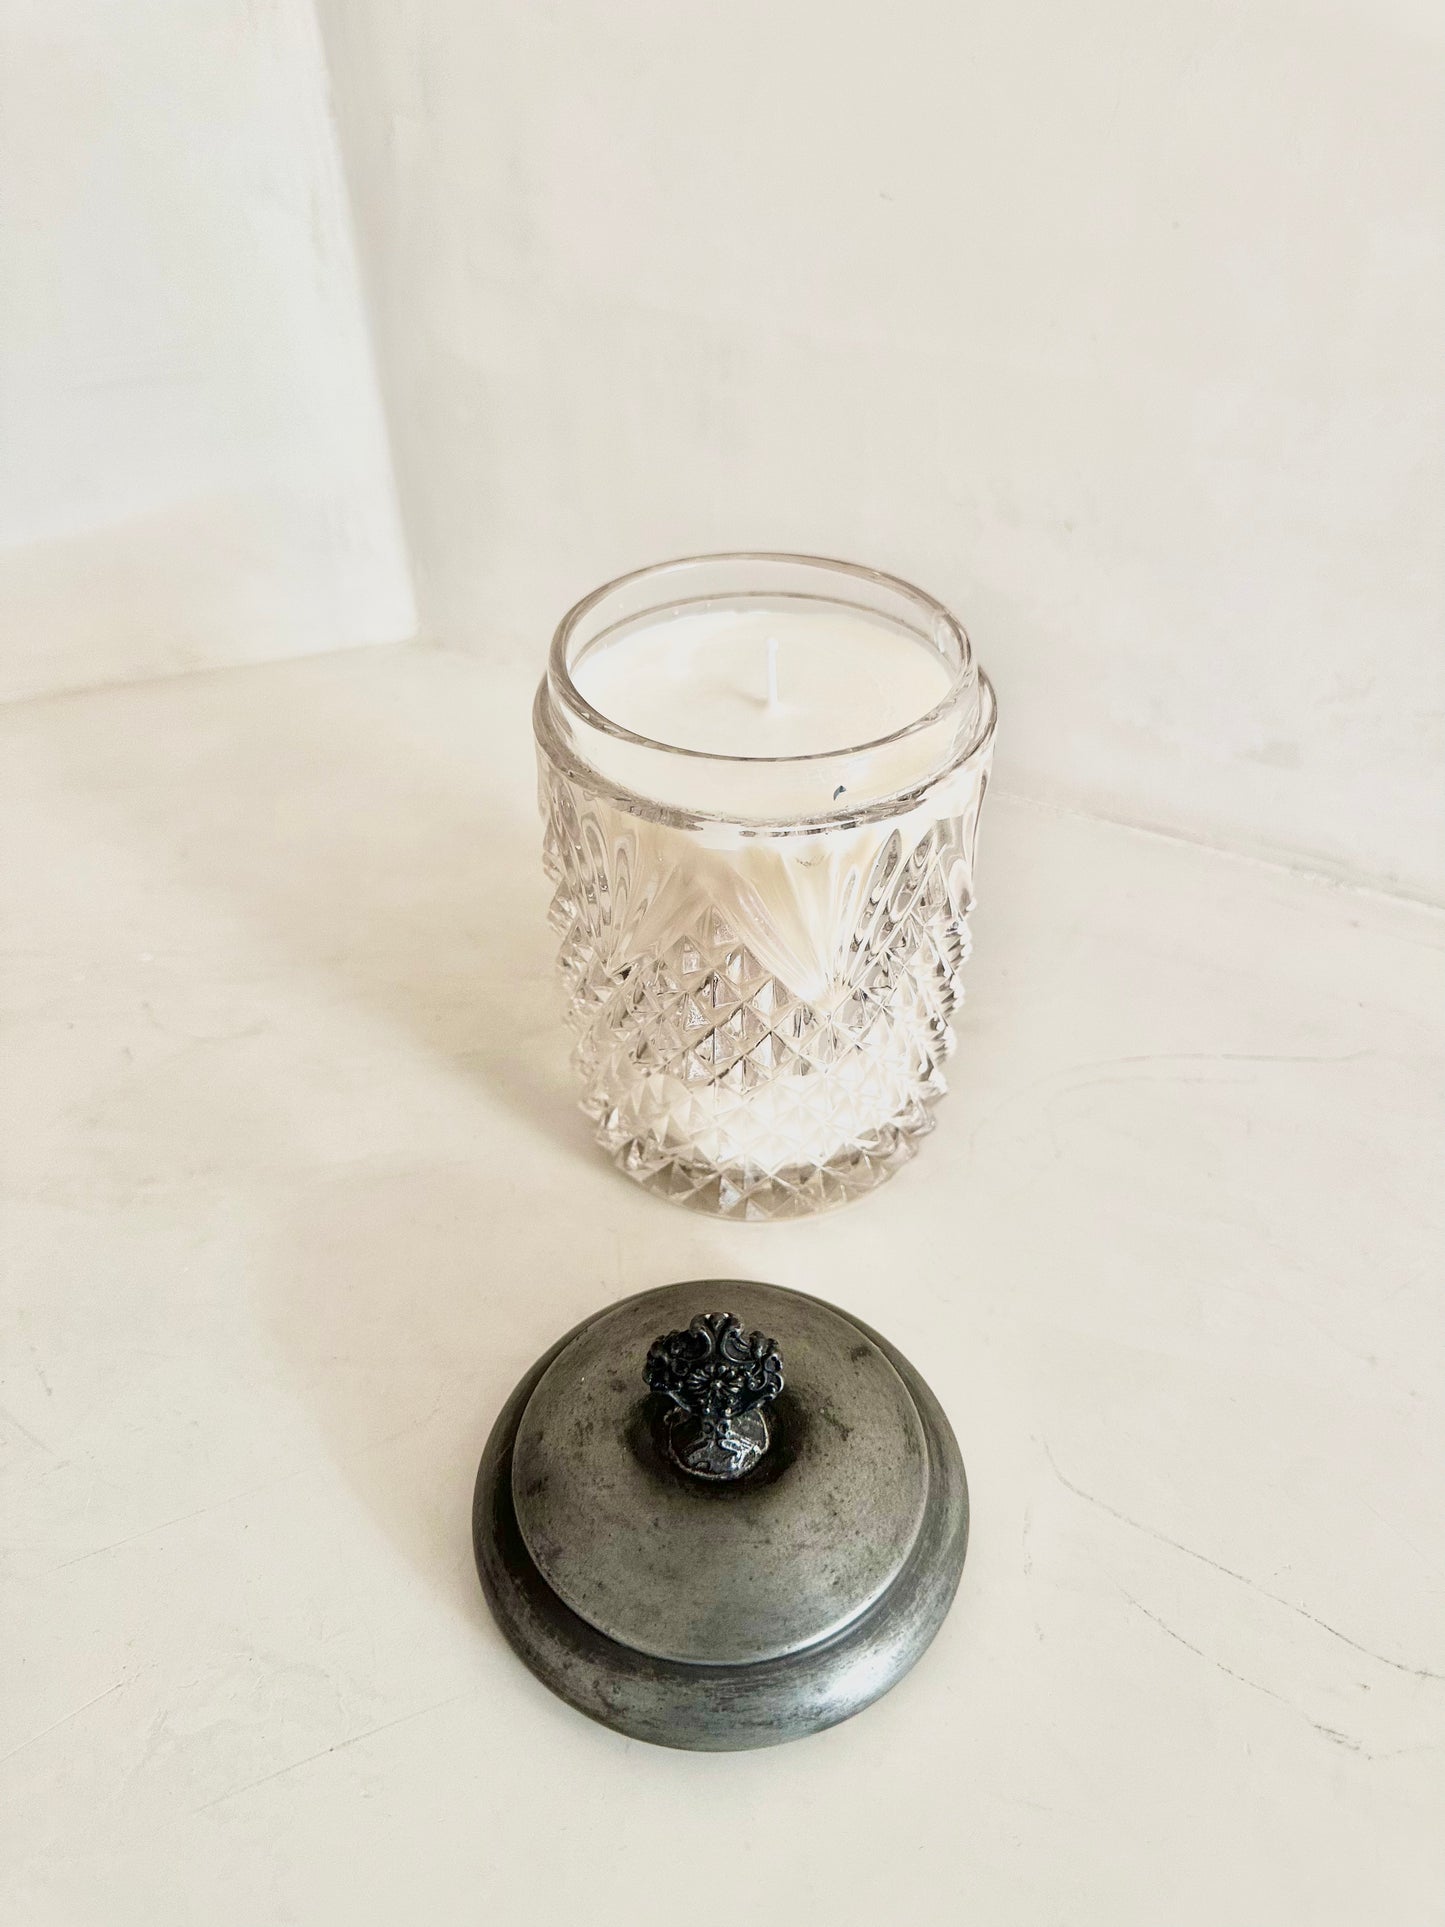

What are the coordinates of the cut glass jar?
(532, 553, 997, 1221)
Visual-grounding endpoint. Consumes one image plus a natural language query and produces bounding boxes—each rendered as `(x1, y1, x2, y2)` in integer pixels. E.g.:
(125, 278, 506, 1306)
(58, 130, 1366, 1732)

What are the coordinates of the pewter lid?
(473, 1278, 968, 1751)
(512, 1282, 928, 1665)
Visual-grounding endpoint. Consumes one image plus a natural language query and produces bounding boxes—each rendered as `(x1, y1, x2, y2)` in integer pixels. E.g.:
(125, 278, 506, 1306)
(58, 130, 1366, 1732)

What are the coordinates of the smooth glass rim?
(547, 551, 980, 768)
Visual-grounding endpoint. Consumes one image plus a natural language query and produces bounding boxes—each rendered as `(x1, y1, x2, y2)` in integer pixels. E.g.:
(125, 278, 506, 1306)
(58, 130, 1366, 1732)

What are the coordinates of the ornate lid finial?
(644, 1312, 784, 1480)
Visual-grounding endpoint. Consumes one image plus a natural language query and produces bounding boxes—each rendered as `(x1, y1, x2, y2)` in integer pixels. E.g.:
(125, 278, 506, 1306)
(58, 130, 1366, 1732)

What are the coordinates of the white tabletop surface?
(4, 644, 1442, 1926)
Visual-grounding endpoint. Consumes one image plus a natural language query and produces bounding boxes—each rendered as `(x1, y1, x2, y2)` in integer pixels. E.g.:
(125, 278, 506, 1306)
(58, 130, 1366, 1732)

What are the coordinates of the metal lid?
(511, 1282, 928, 1664)
(474, 1279, 968, 1751)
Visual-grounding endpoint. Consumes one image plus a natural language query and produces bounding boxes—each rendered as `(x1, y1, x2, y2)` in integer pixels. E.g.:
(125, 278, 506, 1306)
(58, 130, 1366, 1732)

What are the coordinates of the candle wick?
(764, 635, 780, 710)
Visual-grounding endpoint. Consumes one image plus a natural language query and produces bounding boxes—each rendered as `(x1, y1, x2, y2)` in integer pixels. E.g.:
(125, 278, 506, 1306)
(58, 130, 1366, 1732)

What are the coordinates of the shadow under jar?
(533, 554, 997, 1221)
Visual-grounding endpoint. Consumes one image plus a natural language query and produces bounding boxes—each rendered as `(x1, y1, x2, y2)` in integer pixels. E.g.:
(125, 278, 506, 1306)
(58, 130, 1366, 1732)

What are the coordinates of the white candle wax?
(575, 605, 953, 759)
(571, 604, 958, 817)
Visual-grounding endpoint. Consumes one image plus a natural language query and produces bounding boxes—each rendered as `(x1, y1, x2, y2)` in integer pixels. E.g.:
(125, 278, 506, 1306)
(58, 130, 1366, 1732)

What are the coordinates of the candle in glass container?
(534, 555, 996, 1220)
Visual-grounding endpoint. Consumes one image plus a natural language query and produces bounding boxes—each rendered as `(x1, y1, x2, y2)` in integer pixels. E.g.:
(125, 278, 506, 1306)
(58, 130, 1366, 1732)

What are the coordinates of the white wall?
(4, 3, 1438, 897)
(0, 0, 414, 704)
(322, 0, 1444, 901)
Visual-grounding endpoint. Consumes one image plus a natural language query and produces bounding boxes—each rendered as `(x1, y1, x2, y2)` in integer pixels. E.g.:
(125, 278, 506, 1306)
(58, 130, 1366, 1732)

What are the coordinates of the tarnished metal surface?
(474, 1280, 968, 1750)
(512, 1282, 927, 1665)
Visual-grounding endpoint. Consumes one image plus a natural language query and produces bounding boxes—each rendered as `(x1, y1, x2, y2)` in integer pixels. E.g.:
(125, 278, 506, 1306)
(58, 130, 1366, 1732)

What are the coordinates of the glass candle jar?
(533, 554, 997, 1220)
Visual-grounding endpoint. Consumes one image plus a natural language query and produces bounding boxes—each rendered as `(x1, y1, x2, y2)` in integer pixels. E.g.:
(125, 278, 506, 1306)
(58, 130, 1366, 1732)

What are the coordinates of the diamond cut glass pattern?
(540, 761, 989, 1220)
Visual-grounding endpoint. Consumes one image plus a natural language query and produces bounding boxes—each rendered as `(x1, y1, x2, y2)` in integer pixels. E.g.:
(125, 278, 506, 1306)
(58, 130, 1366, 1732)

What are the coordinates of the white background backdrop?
(0, 1, 413, 703)
(6, 0, 1438, 896)
(323, 0, 1445, 900)
(4, 10, 1443, 1923)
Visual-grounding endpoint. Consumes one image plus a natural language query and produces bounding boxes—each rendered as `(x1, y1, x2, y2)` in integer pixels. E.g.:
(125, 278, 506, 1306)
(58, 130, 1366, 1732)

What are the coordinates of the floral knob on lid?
(644, 1311, 784, 1479)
